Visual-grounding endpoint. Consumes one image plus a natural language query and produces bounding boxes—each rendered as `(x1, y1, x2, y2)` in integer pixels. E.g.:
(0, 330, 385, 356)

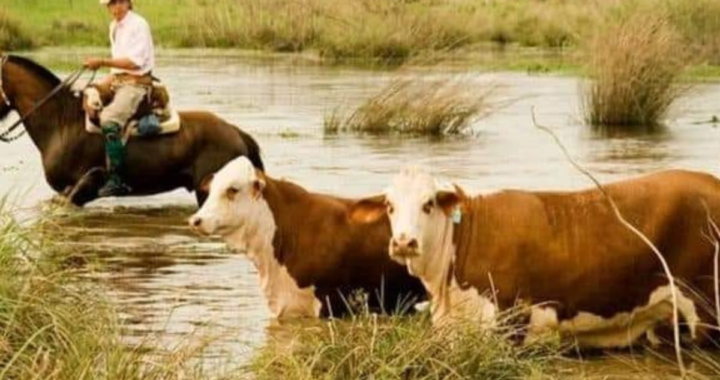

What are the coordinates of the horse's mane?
(8, 55, 62, 87)
(4, 55, 83, 124)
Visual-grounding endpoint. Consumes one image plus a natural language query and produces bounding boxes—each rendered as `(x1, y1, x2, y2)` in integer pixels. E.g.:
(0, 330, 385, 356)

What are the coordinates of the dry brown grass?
(177, 0, 601, 63)
(582, 12, 689, 128)
(326, 74, 498, 136)
(664, 0, 720, 65)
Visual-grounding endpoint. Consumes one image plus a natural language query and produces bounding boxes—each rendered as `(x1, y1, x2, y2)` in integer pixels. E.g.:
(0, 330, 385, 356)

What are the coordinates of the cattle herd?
(189, 155, 720, 350)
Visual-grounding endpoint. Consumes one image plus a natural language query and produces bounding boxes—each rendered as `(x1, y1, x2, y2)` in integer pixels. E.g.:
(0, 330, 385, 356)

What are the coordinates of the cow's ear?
(436, 186, 462, 216)
(252, 169, 267, 200)
(349, 194, 387, 224)
(198, 174, 214, 194)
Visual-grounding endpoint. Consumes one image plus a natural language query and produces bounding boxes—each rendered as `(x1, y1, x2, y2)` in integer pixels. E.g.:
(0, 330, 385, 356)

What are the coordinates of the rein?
(0, 55, 91, 143)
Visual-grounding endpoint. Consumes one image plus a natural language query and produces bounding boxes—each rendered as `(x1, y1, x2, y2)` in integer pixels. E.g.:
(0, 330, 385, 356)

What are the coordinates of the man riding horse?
(84, 0, 154, 197)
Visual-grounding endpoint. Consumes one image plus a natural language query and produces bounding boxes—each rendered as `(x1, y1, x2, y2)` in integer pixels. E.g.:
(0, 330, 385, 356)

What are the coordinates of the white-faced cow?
(351, 167, 720, 348)
(189, 157, 425, 319)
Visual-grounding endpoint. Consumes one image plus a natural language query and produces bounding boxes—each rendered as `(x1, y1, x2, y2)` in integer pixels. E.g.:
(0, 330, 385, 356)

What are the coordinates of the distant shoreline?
(3, 0, 720, 79)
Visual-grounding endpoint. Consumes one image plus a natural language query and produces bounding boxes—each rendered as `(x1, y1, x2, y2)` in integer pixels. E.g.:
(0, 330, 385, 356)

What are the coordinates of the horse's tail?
(237, 127, 265, 171)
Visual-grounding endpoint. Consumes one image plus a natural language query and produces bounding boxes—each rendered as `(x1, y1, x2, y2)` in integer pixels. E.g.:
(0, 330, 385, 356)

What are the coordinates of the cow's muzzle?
(188, 215, 209, 235)
(390, 235, 419, 258)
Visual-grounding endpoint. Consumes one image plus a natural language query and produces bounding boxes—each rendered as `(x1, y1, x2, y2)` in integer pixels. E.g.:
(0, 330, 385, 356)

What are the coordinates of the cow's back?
(456, 169, 720, 321)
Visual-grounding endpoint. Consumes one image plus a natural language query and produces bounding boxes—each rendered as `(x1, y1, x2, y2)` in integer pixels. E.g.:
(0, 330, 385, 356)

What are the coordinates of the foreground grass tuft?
(582, 12, 689, 128)
(326, 75, 497, 136)
(0, 9, 34, 51)
(252, 311, 558, 380)
(0, 203, 222, 380)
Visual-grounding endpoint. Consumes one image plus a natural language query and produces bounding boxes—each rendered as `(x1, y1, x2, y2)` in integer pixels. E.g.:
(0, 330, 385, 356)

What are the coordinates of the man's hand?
(84, 57, 106, 70)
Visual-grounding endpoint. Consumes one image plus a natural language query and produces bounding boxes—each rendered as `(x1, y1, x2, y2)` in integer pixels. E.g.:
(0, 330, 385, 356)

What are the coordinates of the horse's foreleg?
(67, 168, 107, 206)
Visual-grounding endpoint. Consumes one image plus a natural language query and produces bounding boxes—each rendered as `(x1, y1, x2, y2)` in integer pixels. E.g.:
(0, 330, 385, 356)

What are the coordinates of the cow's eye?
(422, 200, 433, 214)
(226, 187, 240, 199)
(386, 201, 394, 215)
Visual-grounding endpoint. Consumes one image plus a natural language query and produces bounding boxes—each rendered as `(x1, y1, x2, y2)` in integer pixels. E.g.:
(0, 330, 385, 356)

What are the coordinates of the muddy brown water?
(3, 49, 720, 378)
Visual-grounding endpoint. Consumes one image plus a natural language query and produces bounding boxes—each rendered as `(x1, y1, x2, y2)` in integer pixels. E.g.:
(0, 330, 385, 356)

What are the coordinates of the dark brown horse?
(0, 55, 263, 206)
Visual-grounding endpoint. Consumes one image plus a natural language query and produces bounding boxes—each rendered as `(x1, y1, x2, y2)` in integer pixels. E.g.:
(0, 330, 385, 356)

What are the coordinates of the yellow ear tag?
(452, 207, 462, 224)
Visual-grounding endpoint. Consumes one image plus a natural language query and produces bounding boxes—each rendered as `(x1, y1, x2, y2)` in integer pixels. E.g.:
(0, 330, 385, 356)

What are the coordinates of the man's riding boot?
(98, 122, 132, 197)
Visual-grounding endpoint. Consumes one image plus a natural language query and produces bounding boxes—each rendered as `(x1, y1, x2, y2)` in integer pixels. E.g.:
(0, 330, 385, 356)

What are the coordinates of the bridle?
(0, 54, 90, 143)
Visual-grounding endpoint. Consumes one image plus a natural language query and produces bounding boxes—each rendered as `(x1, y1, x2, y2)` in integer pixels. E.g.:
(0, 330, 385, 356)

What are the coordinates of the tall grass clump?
(0, 9, 34, 51)
(251, 310, 557, 380)
(325, 75, 497, 136)
(0, 205, 119, 379)
(582, 12, 689, 128)
(0, 203, 221, 380)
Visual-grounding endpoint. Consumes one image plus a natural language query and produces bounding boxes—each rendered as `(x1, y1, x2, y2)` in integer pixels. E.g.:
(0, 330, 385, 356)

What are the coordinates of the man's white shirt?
(109, 11, 154, 76)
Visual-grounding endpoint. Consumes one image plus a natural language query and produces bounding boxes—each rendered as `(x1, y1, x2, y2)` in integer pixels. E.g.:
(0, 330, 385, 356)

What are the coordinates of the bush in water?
(582, 11, 689, 128)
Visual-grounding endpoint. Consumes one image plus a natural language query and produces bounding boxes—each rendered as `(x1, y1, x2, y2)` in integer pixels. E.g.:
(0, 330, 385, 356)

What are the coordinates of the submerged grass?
(251, 310, 558, 380)
(325, 74, 497, 136)
(582, 11, 689, 128)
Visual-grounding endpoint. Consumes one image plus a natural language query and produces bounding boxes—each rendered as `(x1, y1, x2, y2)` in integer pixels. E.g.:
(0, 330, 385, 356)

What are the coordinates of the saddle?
(83, 81, 180, 137)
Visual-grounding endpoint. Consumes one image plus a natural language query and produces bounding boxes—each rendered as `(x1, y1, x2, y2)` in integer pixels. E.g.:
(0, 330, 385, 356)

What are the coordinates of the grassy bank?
(3, 0, 720, 69)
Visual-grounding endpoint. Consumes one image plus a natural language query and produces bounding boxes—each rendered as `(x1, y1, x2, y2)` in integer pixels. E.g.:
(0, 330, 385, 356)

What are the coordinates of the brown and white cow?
(188, 157, 425, 319)
(351, 167, 720, 348)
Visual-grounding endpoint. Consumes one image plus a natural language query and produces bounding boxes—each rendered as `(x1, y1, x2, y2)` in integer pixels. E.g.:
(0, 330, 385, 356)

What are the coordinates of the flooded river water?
(2, 49, 720, 378)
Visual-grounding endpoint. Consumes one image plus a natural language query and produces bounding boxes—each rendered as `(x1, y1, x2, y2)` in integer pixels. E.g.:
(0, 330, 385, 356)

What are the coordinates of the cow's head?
(351, 167, 464, 260)
(189, 156, 267, 237)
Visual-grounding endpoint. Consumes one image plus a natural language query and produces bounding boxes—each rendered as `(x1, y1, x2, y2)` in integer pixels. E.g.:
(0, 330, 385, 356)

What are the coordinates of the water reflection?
(48, 206, 268, 362)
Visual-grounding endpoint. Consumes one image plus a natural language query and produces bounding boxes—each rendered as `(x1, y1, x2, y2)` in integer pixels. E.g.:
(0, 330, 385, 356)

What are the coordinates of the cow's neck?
(406, 216, 457, 323)
(408, 201, 497, 326)
(231, 180, 321, 318)
(261, 177, 336, 269)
